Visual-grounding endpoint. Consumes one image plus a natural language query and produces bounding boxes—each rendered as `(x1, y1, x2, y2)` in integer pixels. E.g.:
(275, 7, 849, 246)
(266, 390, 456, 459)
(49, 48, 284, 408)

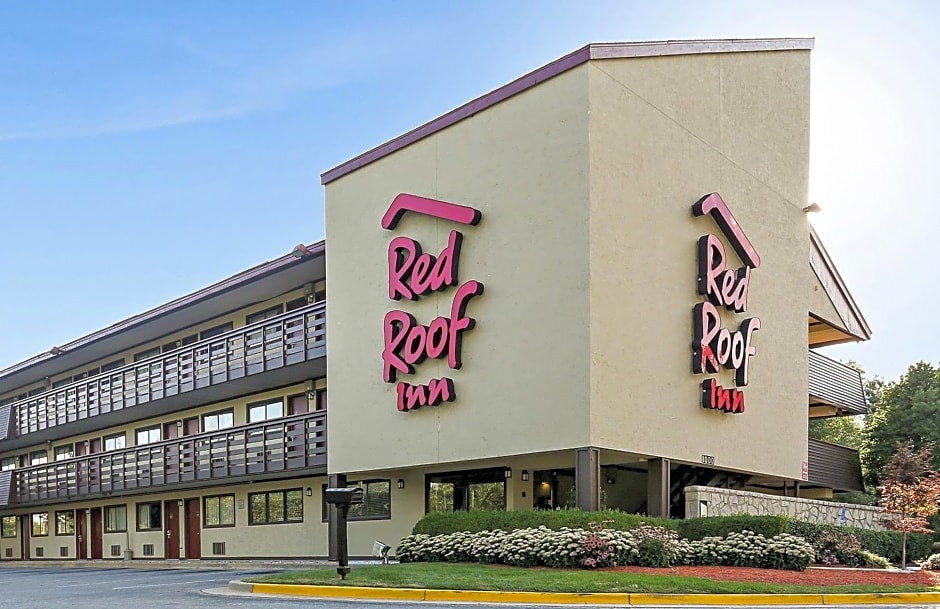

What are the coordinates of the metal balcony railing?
(808, 350, 867, 415)
(12, 302, 326, 437)
(13, 411, 327, 504)
(806, 437, 864, 492)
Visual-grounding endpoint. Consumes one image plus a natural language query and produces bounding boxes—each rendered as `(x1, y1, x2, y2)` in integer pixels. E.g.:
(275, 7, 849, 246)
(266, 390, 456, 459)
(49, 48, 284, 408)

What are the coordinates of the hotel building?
(0, 38, 871, 561)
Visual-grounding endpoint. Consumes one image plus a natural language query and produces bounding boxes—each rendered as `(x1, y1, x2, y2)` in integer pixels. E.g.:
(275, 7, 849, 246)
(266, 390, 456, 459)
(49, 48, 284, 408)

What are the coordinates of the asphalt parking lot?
(0, 566, 559, 609)
(0, 567, 284, 609)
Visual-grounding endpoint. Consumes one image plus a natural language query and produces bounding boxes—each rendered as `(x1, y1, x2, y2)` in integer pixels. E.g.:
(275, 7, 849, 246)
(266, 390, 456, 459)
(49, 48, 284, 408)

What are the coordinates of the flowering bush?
(676, 530, 814, 571)
(397, 523, 813, 571)
(631, 524, 680, 568)
(815, 529, 864, 567)
(579, 522, 614, 568)
(921, 553, 940, 570)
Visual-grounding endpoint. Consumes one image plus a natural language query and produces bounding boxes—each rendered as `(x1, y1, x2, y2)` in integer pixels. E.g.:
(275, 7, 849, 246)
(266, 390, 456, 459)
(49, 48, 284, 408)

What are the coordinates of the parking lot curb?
(230, 582, 940, 605)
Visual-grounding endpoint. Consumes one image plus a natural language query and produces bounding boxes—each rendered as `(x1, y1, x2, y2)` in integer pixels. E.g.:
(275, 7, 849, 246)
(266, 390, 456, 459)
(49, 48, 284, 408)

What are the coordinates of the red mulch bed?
(602, 565, 940, 586)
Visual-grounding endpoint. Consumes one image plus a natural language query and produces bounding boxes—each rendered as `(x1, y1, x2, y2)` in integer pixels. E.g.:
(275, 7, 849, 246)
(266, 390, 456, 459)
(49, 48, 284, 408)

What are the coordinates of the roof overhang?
(808, 227, 872, 346)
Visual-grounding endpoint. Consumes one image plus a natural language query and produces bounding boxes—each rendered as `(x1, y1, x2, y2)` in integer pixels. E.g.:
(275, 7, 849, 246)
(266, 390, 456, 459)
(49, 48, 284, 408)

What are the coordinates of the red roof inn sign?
(692, 193, 761, 414)
(381, 194, 484, 413)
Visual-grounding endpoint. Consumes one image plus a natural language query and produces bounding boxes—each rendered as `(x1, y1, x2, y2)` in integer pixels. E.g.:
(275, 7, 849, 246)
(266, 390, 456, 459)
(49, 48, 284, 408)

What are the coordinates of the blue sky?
(0, 1, 937, 384)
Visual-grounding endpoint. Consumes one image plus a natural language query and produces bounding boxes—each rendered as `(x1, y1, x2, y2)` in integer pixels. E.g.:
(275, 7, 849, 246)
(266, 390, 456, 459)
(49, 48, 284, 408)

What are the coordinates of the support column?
(327, 473, 347, 560)
(646, 458, 670, 518)
(575, 447, 600, 511)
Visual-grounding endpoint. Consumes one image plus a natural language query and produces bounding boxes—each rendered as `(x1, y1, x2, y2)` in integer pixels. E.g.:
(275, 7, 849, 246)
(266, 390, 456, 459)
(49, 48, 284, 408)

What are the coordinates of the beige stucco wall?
(325, 66, 592, 473)
(587, 51, 812, 480)
(0, 536, 21, 560)
(326, 48, 816, 482)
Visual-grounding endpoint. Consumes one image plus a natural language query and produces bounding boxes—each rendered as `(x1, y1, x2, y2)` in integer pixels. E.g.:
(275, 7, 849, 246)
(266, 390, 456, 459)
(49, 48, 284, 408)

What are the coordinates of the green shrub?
(677, 515, 789, 540)
(859, 550, 891, 569)
(932, 541, 940, 554)
(787, 520, 933, 564)
(831, 492, 877, 506)
(411, 509, 675, 536)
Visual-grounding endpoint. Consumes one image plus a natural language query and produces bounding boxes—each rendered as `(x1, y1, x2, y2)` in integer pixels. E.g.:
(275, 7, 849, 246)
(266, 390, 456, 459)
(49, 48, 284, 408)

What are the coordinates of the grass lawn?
(248, 563, 936, 594)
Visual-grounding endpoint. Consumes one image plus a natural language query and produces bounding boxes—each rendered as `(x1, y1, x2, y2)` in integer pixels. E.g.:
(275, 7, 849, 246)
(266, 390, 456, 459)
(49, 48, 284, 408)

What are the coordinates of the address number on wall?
(701, 454, 715, 465)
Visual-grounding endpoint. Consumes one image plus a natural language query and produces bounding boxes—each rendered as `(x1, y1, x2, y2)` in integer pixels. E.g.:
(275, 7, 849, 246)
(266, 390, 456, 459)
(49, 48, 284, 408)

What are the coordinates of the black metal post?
(327, 473, 346, 560)
(336, 504, 351, 579)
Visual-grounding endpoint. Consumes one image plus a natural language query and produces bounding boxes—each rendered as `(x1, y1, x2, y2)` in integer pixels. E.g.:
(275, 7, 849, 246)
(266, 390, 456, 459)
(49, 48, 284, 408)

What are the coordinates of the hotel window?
(1, 515, 16, 538)
(288, 394, 309, 415)
(248, 489, 303, 525)
(31, 513, 49, 536)
(104, 433, 126, 452)
(321, 480, 391, 522)
(100, 358, 125, 373)
(204, 495, 235, 528)
(285, 296, 308, 311)
(136, 502, 161, 531)
(135, 426, 160, 446)
(162, 334, 197, 353)
(246, 305, 283, 325)
(199, 322, 233, 340)
(248, 399, 283, 423)
(427, 468, 507, 513)
(55, 511, 74, 536)
(52, 378, 72, 389)
(29, 450, 48, 465)
(0, 457, 15, 471)
(27, 387, 45, 397)
(54, 444, 74, 461)
(105, 505, 127, 533)
(133, 346, 161, 362)
(202, 409, 234, 432)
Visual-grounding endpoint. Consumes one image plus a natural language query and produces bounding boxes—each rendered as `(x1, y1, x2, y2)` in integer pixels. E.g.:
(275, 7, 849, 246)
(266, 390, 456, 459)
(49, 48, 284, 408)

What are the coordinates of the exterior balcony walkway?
(808, 349, 867, 416)
(2, 410, 327, 507)
(0, 302, 326, 450)
(806, 437, 864, 492)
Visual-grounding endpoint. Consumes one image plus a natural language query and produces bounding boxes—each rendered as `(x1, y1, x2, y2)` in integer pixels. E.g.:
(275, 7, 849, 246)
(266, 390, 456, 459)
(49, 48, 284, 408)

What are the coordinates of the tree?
(877, 441, 940, 568)
(864, 376, 885, 415)
(861, 362, 940, 487)
(844, 360, 883, 415)
(809, 416, 864, 449)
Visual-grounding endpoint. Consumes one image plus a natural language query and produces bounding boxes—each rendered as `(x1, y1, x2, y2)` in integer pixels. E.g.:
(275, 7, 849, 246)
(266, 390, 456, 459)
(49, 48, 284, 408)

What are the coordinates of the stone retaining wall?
(684, 485, 886, 530)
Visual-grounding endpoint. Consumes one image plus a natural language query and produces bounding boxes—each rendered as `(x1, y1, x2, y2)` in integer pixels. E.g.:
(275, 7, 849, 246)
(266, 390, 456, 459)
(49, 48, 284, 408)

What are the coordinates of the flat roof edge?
(320, 37, 814, 185)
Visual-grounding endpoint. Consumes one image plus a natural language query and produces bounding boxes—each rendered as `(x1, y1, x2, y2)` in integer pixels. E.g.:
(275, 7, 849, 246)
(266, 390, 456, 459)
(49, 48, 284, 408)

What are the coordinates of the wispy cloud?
(0, 103, 255, 141)
(0, 15, 431, 142)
